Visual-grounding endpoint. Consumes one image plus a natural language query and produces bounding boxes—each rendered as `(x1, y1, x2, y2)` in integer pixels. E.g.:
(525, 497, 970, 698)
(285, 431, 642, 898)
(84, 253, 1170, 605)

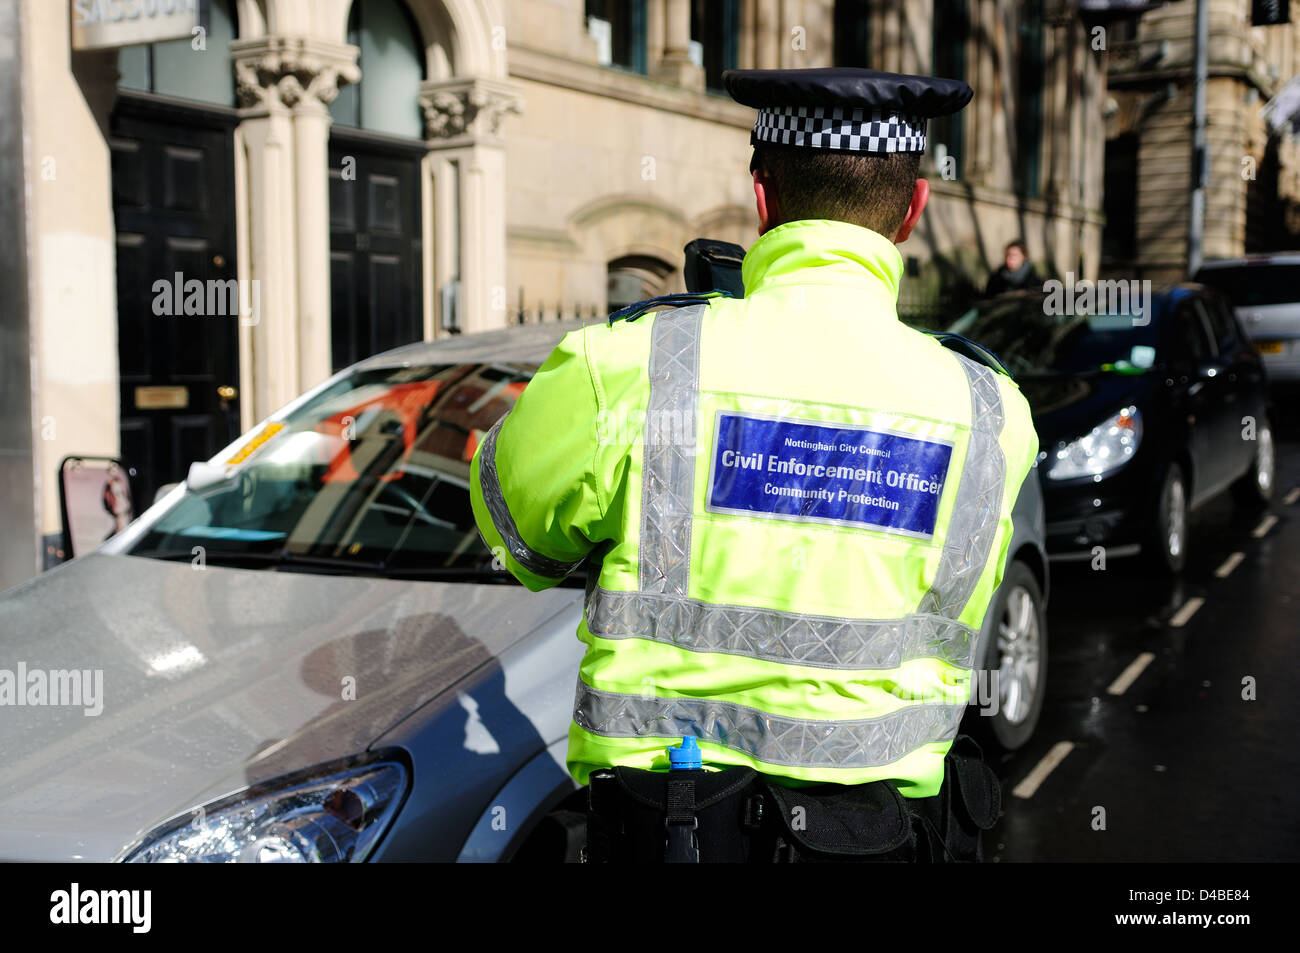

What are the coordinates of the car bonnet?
(0, 552, 579, 861)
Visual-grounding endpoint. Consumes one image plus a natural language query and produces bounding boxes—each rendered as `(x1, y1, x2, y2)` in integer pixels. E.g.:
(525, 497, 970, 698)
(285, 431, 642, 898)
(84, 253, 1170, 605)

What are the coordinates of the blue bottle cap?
(668, 736, 703, 771)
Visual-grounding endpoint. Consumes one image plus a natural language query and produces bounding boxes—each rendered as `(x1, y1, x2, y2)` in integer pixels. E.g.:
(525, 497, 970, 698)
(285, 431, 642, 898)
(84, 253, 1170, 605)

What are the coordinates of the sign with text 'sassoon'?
(71, 0, 199, 52)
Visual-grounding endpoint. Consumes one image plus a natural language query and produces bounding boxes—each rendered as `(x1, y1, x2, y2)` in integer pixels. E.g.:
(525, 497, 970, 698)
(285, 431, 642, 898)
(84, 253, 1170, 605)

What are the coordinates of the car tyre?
(1145, 462, 1188, 575)
(1231, 415, 1274, 510)
(510, 808, 586, 863)
(969, 560, 1047, 753)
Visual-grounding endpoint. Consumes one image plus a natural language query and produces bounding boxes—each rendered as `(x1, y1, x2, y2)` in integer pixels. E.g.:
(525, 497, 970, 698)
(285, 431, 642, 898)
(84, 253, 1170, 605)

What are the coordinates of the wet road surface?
(990, 388, 1300, 862)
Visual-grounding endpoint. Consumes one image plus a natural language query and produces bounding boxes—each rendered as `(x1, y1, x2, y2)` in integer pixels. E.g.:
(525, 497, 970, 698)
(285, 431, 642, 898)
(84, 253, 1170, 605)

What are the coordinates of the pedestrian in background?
(985, 238, 1042, 295)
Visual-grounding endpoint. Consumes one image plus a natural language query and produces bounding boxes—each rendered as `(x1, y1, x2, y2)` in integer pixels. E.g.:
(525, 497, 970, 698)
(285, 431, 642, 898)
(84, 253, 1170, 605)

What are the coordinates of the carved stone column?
(1043, 6, 1078, 207)
(419, 76, 523, 335)
(969, 0, 998, 185)
(737, 0, 757, 69)
(755, 0, 781, 69)
(655, 0, 705, 89)
(233, 37, 359, 117)
(419, 75, 522, 145)
(647, 0, 666, 72)
(230, 37, 359, 423)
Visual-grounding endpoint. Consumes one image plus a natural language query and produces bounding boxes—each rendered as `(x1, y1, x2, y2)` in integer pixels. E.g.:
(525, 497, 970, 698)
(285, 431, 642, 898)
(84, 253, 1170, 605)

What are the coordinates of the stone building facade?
(2, 0, 1107, 589)
(507, 0, 1107, 322)
(1103, 0, 1300, 282)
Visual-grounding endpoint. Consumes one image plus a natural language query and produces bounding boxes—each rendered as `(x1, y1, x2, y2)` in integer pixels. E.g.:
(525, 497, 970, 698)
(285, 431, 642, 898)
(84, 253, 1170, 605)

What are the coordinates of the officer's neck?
(741, 219, 904, 302)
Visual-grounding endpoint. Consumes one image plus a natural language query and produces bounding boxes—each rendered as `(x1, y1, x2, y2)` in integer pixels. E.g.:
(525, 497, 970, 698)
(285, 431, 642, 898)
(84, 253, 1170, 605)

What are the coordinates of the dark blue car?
(945, 285, 1274, 573)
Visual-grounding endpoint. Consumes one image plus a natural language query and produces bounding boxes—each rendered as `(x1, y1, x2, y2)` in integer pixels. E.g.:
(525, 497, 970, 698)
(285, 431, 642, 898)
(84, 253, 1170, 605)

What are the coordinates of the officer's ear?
(892, 177, 930, 244)
(753, 169, 779, 236)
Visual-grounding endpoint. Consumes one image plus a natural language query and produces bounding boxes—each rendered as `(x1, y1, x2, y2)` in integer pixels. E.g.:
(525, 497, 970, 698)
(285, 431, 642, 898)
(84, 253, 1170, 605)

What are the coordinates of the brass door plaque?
(135, 385, 190, 410)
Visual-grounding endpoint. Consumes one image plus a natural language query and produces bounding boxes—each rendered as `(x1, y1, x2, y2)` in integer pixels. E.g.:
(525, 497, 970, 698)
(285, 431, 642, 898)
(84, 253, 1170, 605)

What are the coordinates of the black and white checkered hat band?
(753, 105, 927, 153)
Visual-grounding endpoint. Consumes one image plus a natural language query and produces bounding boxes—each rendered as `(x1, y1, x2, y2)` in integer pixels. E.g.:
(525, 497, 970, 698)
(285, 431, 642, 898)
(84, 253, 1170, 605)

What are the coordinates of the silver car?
(0, 319, 1048, 862)
(1196, 254, 1300, 381)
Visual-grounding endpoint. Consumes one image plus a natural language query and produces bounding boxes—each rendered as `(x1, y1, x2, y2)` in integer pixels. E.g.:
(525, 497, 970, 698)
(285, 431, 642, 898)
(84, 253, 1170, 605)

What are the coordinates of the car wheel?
(1145, 462, 1188, 575)
(1231, 415, 1274, 510)
(510, 808, 586, 863)
(510, 787, 588, 863)
(970, 560, 1047, 753)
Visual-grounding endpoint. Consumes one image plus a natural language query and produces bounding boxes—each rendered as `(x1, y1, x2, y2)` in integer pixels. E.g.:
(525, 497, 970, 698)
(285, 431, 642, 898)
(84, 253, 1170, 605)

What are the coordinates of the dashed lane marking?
(1214, 551, 1245, 578)
(1252, 514, 1278, 538)
(1012, 741, 1075, 799)
(1169, 596, 1205, 628)
(1107, 651, 1157, 696)
(1283, 487, 1299, 506)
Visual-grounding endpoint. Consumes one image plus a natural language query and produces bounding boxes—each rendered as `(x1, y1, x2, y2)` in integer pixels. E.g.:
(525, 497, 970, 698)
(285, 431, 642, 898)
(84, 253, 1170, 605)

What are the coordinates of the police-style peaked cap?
(723, 67, 973, 155)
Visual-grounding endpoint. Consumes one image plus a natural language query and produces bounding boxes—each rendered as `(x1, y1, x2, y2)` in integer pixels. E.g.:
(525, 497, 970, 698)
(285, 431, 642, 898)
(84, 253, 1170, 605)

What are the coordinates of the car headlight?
(118, 755, 408, 863)
(1046, 406, 1142, 481)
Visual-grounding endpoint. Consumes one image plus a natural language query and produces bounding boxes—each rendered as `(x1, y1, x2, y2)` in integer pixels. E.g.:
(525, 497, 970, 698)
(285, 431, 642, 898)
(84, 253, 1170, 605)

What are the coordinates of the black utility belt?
(584, 734, 1000, 863)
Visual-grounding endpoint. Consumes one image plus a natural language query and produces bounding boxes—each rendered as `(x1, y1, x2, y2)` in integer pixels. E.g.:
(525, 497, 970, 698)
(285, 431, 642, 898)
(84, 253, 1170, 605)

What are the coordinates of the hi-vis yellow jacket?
(470, 218, 1039, 797)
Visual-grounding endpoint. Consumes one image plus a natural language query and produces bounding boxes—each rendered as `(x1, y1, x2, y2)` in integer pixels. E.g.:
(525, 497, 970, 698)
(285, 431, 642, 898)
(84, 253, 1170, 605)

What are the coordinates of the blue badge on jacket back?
(706, 413, 954, 538)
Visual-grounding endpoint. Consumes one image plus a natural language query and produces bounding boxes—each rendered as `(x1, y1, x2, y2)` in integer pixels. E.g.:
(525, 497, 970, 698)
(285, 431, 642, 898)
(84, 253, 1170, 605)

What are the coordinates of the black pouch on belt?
(907, 734, 1001, 862)
(585, 765, 760, 863)
(754, 779, 916, 863)
(942, 734, 1001, 861)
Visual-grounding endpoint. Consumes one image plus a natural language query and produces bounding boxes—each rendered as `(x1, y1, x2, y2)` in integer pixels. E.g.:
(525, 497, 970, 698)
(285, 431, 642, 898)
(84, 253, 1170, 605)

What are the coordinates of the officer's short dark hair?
(750, 143, 921, 238)
(1005, 238, 1028, 254)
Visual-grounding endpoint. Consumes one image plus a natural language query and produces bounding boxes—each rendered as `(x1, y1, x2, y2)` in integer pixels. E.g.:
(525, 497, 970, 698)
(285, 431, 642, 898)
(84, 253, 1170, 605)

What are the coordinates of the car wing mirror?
(58, 456, 136, 560)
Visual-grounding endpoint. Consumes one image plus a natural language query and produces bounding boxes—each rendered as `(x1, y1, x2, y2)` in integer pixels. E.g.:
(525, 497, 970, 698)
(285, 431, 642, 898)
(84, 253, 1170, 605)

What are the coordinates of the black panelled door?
(110, 94, 240, 506)
(328, 131, 424, 372)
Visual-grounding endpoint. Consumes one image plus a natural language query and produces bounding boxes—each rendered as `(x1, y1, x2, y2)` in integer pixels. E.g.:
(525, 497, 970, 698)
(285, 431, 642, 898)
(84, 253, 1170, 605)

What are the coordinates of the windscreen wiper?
(379, 565, 588, 586)
(132, 547, 385, 575)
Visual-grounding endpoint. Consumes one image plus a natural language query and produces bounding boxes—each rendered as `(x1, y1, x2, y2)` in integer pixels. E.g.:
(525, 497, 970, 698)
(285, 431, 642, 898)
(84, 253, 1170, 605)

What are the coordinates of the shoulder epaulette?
(923, 330, 1013, 378)
(607, 291, 733, 327)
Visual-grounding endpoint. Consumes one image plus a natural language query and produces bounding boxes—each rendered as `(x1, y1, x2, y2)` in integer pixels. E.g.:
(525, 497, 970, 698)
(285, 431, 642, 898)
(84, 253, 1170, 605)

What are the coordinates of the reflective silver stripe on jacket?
(586, 587, 978, 670)
(917, 354, 1006, 620)
(574, 680, 966, 770)
(639, 303, 706, 596)
(478, 414, 584, 580)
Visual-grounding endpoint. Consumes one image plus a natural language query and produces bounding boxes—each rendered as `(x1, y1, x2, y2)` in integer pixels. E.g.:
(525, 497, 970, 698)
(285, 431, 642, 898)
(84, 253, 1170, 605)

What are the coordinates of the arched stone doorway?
(227, 0, 520, 423)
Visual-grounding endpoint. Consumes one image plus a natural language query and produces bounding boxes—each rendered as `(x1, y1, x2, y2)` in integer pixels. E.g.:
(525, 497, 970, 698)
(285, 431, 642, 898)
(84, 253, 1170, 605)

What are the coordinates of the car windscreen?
(1195, 264, 1300, 308)
(127, 362, 537, 578)
(946, 297, 1159, 377)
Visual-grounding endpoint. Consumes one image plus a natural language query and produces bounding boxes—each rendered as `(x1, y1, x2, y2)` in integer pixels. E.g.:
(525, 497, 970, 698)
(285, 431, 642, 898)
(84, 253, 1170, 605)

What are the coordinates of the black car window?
(1201, 292, 1241, 354)
(1194, 263, 1300, 307)
(1163, 300, 1214, 368)
(944, 297, 1157, 376)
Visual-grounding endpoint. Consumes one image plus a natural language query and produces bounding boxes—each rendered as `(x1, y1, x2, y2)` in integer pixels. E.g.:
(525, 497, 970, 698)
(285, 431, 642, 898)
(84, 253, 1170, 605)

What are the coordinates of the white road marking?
(1169, 596, 1205, 628)
(1252, 514, 1278, 538)
(1214, 551, 1245, 578)
(1107, 651, 1157, 696)
(1283, 487, 1300, 506)
(1012, 741, 1075, 799)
